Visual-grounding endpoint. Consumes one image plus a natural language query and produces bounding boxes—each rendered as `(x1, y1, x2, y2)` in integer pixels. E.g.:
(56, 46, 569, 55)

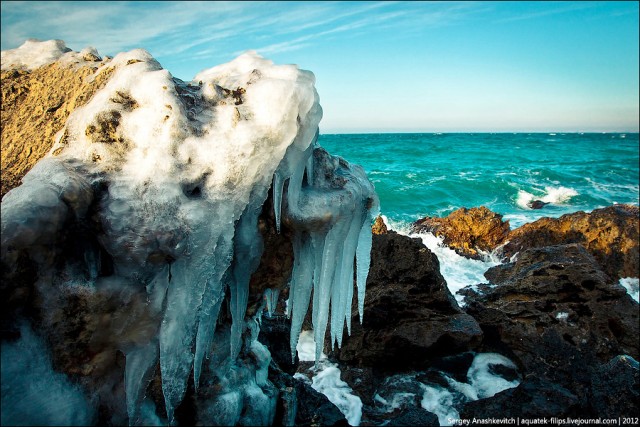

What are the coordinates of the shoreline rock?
(412, 204, 639, 280)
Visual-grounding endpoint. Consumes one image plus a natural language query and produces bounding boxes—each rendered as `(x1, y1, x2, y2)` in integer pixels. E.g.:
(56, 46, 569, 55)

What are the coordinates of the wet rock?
(463, 243, 639, 412)
(460, 377, 582, 419)
(269, 362, 348, 426)
(527, 200, 549, 209)
(590, 355, 640, 418)
(330, 231, 482, 371)
(411, 207, 510, 259)
(384, 407, 439, 426)
(502, 204, 639, 280)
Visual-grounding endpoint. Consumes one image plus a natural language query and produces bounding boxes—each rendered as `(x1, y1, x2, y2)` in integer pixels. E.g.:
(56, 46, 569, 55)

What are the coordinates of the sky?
(1, 1, 638, 133)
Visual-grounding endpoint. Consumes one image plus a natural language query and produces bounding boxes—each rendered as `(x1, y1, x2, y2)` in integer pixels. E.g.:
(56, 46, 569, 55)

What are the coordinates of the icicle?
(265, 288, 280, 317)
(355, 216, 373, 323)
(312, 223, 345, 364)
(288, 233, 314, 363)
(193, 278, 224, 391)
(333, 210, 363, 347)
(125, 340, 158, 426)
(272, 172, 284, 234)
(329, 218, 349, 349)
(229, 204, 264, 360)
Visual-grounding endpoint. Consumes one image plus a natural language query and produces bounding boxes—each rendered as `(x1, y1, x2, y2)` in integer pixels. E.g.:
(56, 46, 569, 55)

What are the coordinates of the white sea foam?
(619, 277, 639, 303)
(516, 186, 578, 210)
(295, 330, 362, 425)
(376, 353, 520, 426)
(467, 353, 520, 399)
(409, 232, 500, 305)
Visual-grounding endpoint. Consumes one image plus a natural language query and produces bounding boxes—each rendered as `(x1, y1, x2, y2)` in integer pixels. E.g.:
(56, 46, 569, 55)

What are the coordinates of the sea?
(320, 132, 640, 302)
(319, 132, 640, 230)
(305, 132, 640, 425)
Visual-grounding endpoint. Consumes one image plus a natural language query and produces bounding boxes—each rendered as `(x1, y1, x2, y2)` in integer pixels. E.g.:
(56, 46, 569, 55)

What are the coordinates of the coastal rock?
(502, 204, 639, 280)
(371, 215, 388, 234)
(590, 355, 640, 418)
(462, 243, 639, 413)
(412, 205, 639, 280)
(1, 55, 115, 198)
(411, 207, 510, 259)
(527, 200, 549, 209)
(1, 40, 378, 425)
(329, 231, 482, 370)
(460, 377, 582, 419)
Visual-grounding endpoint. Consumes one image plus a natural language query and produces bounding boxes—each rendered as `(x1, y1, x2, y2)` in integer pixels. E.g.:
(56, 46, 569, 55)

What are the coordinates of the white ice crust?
(1, 41, 378, 425)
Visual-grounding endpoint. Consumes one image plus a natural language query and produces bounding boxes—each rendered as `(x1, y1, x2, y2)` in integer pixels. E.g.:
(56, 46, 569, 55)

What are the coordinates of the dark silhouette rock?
(527, 200, 549, 209)
(269, 362, 349, 427)
(590, 355, 640, 418)
(411, 206, 510, 259)
(385, 407, 439, 426)
(330, 231, 482, 371)
(463, 243, 639, 414)
(460, 377, 582, 419)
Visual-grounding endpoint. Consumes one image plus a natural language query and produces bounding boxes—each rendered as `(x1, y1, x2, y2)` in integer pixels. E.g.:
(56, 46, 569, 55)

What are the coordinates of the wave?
(516, 186, 578, 210)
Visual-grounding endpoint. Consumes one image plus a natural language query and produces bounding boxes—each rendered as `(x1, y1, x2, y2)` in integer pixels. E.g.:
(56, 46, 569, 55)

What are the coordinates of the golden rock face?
(1, 60, 114, 198)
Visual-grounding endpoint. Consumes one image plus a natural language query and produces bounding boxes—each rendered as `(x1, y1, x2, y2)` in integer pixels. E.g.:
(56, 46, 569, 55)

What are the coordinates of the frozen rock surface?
(1, 40, 377, 425)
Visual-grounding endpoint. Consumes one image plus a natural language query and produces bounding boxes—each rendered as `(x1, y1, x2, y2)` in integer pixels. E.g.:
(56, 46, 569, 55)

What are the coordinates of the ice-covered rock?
(1, 41, 377, 425)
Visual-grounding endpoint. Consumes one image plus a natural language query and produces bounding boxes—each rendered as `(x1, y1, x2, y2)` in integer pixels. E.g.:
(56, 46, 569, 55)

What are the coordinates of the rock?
(1, 60, 114, 198)
(460, 377, 582, 419)
(329, 231, 482, 371)
(590, 355, 640, 418)
(412, 205, 639, 280)
(527, 200, 549, 209)
(411, 207, 510, 259)
(371, 215, 388, 234)
(502, 204, 639, 280)
(463, 244, 639, 411)
(259, 316, 299, 375)
(269, 363, 348, 426)
(384, 407, 439, 426)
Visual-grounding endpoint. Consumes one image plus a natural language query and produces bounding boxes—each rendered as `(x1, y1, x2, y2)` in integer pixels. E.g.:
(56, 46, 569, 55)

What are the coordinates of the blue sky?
(2, 1, 638, 133)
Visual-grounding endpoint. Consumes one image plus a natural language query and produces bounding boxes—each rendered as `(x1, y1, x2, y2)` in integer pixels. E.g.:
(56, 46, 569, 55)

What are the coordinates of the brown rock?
(502, 204, 639, 279)
(412, 206, 510, 259)
(371, 215, 388, 234)
(1, 60, 114, 198)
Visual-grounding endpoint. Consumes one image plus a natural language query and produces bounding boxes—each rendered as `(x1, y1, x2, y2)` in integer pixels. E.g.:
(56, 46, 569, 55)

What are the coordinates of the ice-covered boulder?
(1, 40, 378, 425)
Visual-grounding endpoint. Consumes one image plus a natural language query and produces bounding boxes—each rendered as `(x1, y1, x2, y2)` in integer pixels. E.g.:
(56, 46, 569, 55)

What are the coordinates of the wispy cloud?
(492, 2, 600, 24)
(2, 1, 482, 60)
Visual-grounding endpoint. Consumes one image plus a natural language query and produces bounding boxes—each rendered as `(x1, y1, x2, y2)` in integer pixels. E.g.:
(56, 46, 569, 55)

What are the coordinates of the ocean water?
(319, 133, 640, 230)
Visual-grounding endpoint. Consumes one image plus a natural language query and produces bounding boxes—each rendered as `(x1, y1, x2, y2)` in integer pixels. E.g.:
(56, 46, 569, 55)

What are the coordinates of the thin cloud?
(493, 2, 599, 24)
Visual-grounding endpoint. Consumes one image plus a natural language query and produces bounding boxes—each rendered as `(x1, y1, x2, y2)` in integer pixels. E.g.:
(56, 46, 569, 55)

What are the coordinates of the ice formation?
(1, 41, 378, 425)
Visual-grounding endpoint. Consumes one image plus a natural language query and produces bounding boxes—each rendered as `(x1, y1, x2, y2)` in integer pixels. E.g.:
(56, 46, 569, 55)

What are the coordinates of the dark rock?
(464, 243, 639, 412)
(590, 355, 640, 418)
(330, 231, 482, 371)
(259, 315, 299, 375)
(460, 377, 582, 419)
(411, 206, 510, 259)
(385, 407, 439, 426)
(527, 200, 549, 209)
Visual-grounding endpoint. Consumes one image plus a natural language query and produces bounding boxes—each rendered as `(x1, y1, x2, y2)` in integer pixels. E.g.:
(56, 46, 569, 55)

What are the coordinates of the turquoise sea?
(319, 133, 640, 230)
